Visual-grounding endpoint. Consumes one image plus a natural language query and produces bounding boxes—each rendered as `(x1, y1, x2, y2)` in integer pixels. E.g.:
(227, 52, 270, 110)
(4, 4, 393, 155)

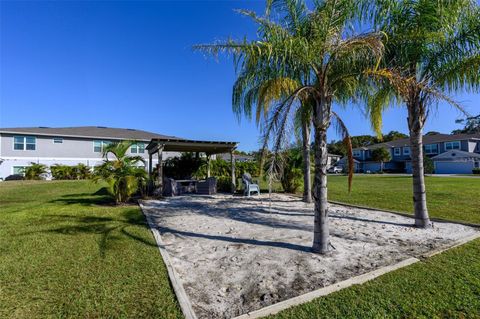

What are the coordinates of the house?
(335, 157, 361, 173)
(0, 126, 181, 179)
(351, 133, 480, 174)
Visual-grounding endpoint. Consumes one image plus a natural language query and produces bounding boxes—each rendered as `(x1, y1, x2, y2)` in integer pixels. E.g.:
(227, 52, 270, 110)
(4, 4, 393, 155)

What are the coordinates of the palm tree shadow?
(19, 208, 158, 258)
(49, 187, 116, 206)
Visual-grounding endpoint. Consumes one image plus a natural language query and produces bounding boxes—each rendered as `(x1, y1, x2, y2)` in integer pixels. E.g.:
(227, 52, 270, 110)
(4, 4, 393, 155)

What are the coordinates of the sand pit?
(140, 194, 479, 319)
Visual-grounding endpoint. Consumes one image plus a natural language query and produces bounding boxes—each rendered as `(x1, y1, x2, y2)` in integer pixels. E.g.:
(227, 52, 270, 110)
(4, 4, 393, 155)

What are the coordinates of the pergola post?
(157, 145, 164, 194)
(206, 154, 211, 178)
(230, 150, 236, 194)
(148, 152, 153, 193)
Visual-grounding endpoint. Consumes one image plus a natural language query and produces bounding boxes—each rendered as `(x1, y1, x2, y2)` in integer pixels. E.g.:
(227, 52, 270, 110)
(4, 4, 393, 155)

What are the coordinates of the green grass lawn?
(1, 177, 479, 318)
(0, 180, 182, 319)
(327, 175, 480, 224)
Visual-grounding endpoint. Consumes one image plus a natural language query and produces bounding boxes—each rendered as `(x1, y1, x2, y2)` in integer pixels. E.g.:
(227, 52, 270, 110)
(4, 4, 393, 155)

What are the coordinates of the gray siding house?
(0, 126, 181, 179)
(350, 133, 480, 174)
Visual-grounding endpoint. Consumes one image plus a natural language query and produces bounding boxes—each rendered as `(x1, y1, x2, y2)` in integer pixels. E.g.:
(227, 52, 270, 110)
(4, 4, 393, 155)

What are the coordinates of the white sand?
(140, 194, 479, 319)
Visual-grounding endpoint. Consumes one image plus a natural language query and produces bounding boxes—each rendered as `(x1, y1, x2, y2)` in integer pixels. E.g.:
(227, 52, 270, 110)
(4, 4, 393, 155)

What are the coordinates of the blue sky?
(1, 1, 478, 151)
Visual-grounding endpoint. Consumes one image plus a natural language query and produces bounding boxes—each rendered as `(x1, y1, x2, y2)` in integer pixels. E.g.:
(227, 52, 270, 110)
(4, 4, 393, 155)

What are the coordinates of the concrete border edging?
(139, 198, 480, 319)
(422, 232, 480, 258)
(139, 201, 198, 319)
(231, 257, 419, 319)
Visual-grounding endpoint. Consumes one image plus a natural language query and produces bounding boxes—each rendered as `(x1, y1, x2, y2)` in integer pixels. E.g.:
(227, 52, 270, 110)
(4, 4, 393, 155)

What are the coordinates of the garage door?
(434, 161, 474, 174)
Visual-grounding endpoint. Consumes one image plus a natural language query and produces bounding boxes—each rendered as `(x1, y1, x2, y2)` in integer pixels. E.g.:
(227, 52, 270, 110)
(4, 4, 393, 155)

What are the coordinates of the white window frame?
(403, 147, 411, 155)
(53, 137, 63, 144)
(12, 166, 28, 175)
(13, 136, 36, 151)
(445, 141, 460, 150)
(130, 143, 145, 154)
(394, 148, 401, 156)
(353, 150, 362, 157)
(424, 144, 439, 154)
(93, 140, 111, 153)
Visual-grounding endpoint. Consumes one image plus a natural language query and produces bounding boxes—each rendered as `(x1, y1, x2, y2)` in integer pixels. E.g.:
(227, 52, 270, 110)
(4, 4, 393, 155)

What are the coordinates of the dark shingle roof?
(0, 126, 179, 141)
(354, 133, 480, 150)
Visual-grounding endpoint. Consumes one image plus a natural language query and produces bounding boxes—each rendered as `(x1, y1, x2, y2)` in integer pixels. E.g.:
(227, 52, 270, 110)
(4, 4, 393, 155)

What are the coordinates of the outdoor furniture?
(163, 178, 178, 196)
(197, 177, 217, 195)
(242, 173, 260, 197)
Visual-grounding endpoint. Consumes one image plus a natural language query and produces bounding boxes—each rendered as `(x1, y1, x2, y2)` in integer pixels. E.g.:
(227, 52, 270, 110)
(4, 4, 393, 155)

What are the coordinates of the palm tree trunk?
(408, 102, 432, 228)
(312, 98, 330, 253)
(302, 120, 312, 203)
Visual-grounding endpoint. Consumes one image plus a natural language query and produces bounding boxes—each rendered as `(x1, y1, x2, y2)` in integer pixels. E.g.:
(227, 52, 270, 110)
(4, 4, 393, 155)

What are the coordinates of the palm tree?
(24, 163, 48, 180)
(196, 0, 384, 253)
(93, 141, 147, 204)
(363, 0, 480, 228)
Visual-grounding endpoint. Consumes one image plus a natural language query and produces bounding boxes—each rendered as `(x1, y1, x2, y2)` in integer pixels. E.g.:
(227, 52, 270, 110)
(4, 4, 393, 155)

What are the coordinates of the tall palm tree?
(363, 0, 480, 228)
(196, 0, 384, 253)
(93, 141, 147, 204)
(233, 68, 314, 202)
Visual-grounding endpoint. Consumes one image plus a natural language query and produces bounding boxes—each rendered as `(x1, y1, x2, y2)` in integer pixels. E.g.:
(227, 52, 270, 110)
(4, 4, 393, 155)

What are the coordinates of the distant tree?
(24, 163, 47, 180)
(371, 147, 392, 172)
(452, 114, 480, 134)
(423, 155, 434, 174)
(328, 135, 378, 156)
(382, 131, 408, 142)
(425, 131, 442, 136)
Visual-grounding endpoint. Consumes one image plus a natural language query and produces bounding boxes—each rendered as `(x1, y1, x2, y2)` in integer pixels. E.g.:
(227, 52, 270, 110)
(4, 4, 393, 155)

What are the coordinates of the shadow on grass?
(20, 194, 158, 257)
(48, 187, 132, 206)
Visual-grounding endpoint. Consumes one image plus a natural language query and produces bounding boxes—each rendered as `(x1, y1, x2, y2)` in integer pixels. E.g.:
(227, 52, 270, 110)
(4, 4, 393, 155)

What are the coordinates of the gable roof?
(431, 149, 480, 160)
(0, 126, 179, 141)
(354, 133, 480, 151)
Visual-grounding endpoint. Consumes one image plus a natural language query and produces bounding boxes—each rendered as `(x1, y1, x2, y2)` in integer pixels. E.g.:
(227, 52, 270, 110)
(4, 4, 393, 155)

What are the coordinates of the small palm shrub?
(473, 168, 480, 175)
(24, 163, 48, 180)
(51, 164, 92, 180)
(93, 141, 147, 204)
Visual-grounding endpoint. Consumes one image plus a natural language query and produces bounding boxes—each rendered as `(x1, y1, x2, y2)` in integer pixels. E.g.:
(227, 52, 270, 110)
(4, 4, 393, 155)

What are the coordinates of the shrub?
(473, 167, 480, 175)
(93, 141, 147, 204)
(216, 176, 233, 192)
(51, 164, 92, 180)
(163, 153, 203, 179)
(24, 163, 48, 180)
(423, 155, 434, 174)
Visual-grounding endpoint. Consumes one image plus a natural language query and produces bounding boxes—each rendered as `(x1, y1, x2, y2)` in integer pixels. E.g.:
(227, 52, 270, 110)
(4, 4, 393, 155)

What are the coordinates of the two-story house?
(350, 133, 480, 174)
(0, 126, 181, 179)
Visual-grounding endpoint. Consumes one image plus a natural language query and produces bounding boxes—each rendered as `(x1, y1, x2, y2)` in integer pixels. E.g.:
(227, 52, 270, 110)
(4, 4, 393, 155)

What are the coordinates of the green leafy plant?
(472, 168, 480, 175)
(423, 156, 434, 175)
(93, 141, 147, 204)
(24, 163, 47, 180)
(371, 147, 392, 172)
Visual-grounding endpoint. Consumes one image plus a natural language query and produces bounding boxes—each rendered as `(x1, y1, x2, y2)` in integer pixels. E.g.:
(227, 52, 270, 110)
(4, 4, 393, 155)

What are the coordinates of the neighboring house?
(351, 133, 480, 174)
(217, 153, 255, 162)
(327, 154, 342, 169)
(432, 150, 480, 174)
(0, 126, 181, 179)
(335, 157, 361, 173)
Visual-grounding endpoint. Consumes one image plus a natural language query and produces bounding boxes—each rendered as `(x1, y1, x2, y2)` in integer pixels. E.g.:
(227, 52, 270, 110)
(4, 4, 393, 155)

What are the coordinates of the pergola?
(146, 137, 238, 193)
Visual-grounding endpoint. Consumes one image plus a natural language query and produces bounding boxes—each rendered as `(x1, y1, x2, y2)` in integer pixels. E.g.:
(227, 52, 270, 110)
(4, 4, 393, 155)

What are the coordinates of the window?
(445, 141, 460, 150)
(353, 150, 362, 157)
(53, 137, 63, 144)
(13, 136, 36, 150)
(13, 166, 27, 175)
(93, 140, 111, 153)
(394, 148, 401, 156)
(424, 144, 438, 154)
(130, 143, 145, 154)
(403, 147, 411, 155)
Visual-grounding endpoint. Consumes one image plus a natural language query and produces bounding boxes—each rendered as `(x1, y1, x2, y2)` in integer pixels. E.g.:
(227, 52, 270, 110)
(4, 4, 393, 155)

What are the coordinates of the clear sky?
(1, 1, 478, 151)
